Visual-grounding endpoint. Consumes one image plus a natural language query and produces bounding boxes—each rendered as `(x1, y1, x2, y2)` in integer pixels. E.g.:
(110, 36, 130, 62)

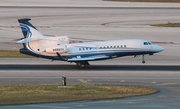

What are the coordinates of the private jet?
(16, 18, 164, 68)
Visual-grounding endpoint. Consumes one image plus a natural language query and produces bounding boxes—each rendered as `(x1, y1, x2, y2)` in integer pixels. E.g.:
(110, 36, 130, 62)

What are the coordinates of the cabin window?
(79, 48, 81, 51)
(124, 45, 126, 48)
(148, 42, 152, 45)
(121, 45, 123, 48)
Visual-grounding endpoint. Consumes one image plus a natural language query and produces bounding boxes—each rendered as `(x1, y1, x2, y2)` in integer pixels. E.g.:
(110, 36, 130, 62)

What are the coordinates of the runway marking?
(78, 104, 84, 107)
(10, 26, 50, 28)
(0, 77, 64, 79)
(78, 79, 88, 84)
(0, 42, 16, 44)
(177, 90, 180, 92)
(158, 95, 167, 98)
(1, 6, 180, 9)
(156, 82, 178, 86)
(0, 26, 50, 28)
(151, 81, 157, 84)
(28, 104, 69, 109)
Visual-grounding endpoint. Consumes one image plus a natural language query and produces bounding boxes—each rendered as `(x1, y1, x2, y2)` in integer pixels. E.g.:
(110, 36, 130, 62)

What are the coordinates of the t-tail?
(17, 18, 45, 56)
(17, 18, 44, 44)
(17, 18, 70, 58)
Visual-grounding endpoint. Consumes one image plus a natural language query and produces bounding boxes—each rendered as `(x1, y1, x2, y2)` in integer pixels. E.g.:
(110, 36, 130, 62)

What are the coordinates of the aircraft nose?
(154, 45, 164, 52)
(158, 46, 164, 52)
(151, 45, 164, 52)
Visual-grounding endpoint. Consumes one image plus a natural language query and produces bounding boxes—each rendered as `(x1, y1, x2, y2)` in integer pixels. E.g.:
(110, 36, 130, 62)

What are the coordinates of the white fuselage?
(17, 18, 164, 67)
(32, 38, 163, 60)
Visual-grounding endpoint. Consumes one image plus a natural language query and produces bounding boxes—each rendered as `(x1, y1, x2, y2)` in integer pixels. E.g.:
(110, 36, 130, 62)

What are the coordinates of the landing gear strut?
(76, 61, 90, 68)
(142, 55, 145, 64)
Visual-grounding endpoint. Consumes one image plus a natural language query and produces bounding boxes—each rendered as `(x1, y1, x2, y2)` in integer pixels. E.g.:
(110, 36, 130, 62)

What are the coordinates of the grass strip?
(0, 50, 32, 58)
(103, 0, 180, 2)
(151, 22, 180, 27)
(0, 84, 157, 105)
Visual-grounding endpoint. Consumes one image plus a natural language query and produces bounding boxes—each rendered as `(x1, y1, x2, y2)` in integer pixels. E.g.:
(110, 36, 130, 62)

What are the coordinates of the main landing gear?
(76, 61, 90, 68)
(142, 55, 145, 64)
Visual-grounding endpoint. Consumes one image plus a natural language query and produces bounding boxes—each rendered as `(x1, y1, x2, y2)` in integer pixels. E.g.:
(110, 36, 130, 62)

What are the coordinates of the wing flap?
(67, 55, 109, 62)
(68, 57, 95, 61)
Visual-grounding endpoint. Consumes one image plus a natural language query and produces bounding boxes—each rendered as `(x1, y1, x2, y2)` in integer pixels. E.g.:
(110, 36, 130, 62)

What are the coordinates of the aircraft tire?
(76, 62, 85, 68)
(80, 64, 85, 68)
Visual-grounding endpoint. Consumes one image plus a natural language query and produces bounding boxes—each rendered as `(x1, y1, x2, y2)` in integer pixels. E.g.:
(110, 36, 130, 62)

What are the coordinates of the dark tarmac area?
(0, 64, 180, 71)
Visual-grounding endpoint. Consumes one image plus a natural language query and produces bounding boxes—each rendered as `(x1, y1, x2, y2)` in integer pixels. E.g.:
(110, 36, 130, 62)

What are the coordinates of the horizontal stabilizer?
(16, 38, 42, 43)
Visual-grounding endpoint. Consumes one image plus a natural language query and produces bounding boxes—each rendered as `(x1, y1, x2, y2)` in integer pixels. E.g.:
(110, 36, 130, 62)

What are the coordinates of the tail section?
(17, 18, 46, 55)
(17, 18, 68, 58)
(17, 18, 44, 43)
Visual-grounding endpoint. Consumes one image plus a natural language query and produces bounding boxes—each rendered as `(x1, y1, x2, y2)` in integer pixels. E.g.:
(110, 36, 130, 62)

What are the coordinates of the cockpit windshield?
(148, 42, 152, 45)
(144, 42, 152, 45)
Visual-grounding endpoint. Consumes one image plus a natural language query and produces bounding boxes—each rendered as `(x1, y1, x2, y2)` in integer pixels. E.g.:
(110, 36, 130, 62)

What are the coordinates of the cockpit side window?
(144, 42, 152, 45)
(144, 42, 148, 45)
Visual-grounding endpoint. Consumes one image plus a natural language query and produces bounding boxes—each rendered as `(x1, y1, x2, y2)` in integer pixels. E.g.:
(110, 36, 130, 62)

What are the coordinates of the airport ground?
(0, 0, 180, 108)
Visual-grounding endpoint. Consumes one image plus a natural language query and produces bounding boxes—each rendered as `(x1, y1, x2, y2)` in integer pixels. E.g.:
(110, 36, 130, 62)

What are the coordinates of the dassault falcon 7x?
(16, 18, 164, 68)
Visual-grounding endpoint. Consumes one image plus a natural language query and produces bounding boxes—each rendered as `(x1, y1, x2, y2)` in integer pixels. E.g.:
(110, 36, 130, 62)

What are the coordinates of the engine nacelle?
(45, 45, 67, 54)
(56, 36, 70, 43)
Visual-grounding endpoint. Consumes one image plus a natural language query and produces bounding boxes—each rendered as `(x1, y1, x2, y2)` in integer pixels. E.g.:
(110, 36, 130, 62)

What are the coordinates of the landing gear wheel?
(80, 64, 85, 68)
(76, 62, 85, 68)
(77, 62, 81, 67)
(142, 60, 145, 64)
(76, 61, 90, 68)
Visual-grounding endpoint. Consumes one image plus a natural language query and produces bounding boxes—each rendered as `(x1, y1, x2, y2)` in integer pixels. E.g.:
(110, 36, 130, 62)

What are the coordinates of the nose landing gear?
(142, 55, 145, 64)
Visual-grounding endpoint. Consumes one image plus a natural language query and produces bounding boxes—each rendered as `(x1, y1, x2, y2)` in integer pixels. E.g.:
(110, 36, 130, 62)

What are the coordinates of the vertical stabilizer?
(18, 18, 44, 39)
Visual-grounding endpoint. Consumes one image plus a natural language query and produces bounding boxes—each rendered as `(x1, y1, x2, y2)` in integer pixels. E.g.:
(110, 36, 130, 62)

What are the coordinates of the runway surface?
(1, 64, 180, 109)
(0, 58, 180, 109)
(0, 0, 180, 109)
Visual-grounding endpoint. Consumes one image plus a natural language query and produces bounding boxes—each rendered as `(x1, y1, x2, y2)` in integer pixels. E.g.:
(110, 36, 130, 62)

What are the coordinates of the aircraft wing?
(67, 55, 109, 62)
